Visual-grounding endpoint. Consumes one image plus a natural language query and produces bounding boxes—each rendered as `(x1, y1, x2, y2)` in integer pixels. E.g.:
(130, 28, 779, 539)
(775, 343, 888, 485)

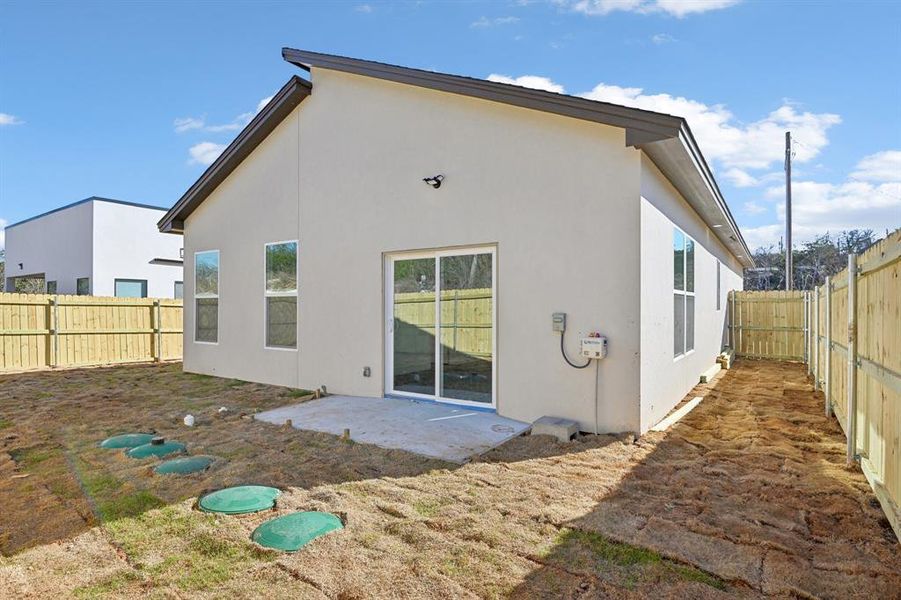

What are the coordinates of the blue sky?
(1, 0, 899, 251)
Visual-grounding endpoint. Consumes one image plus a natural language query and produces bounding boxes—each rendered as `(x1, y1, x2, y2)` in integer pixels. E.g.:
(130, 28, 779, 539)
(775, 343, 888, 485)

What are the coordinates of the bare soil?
(0, 360, 897, 599)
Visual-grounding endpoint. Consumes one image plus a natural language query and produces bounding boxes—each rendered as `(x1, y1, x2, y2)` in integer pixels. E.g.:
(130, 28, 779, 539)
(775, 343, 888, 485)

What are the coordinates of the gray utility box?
(531, 416, 579, 442)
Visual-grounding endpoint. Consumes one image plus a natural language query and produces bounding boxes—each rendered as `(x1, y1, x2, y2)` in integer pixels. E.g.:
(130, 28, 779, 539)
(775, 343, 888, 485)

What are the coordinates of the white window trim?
(264, 240, 298, 351)
(674, 228, 696, 360)
(194, 249, 220, 345)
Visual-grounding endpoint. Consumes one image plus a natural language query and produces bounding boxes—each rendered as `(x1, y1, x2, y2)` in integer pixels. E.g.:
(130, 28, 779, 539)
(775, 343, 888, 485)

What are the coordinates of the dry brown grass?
(0, 361, 897, 599)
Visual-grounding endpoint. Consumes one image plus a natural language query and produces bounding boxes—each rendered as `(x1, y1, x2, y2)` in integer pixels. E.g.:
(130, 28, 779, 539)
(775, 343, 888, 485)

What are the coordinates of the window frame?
(46, 280, 57, 294)
(174, 281, 184, 300)
(76, 277, 90, 296)
(263, 240, 298, 351)
(114, 278, 148, 298)
(673, 227, 696, 360)
(194, 250, 220, 345)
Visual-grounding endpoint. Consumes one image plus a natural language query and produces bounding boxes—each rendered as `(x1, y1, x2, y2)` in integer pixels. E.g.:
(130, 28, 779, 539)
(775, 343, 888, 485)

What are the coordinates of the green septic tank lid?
(198, 485, 280, 515)
(251, 512, 343, 552)
(127, 440, 186, 459)
(100, 433, 156, 449)
(154, 455, 216, 475)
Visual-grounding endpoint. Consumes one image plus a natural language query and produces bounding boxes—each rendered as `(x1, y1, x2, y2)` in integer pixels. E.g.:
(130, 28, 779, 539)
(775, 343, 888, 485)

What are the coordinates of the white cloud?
(580, 84, 841, 173)
(850, 150, 901, 183)
(471, 16, 521, 27)
(725, 168, 758, 187)
(486, 74, 565, 93)
(743, 176, 901, 249)
(651, 32, 676, 44)
(565, 0, 739, 17)
(175, 94, 274, 135)
(0, 113, 23, 126)
(355, 3, 373, 12)
(188, 142, 227, 166)
(743, 201, 766, 215)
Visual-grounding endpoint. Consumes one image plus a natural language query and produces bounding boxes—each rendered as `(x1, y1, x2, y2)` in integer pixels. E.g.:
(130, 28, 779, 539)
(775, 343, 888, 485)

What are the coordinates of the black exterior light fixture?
(423, 174, 444, 189)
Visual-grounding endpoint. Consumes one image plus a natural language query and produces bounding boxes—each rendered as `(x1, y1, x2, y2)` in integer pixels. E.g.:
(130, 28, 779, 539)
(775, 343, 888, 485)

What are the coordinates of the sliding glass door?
(387, 247, 495, 407)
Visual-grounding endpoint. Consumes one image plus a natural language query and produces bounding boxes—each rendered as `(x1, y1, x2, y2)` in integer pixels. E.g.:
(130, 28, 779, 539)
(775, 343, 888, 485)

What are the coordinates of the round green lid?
(251, 512, 343, 552)
(100, 433, 156, 449)
(154, 455, 216, 475)
(127, 441, 186, 459)
(198, 485, 280, 514)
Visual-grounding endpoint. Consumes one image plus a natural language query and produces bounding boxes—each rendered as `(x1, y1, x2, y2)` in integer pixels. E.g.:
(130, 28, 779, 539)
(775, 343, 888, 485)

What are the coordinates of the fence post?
(813, 286, 819, 390)
(153, 299, 162, 362)
(847, 253, 858, 465)
(824, 276, 832, 417)
(730, 291, 735, 350)
(803, 291, 809, 369)
(48, 296, 56, 368)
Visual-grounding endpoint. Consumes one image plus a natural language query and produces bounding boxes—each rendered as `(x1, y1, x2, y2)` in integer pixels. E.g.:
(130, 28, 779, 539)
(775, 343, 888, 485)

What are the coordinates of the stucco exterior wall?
(639, 154, 743, 432)
(92, 202, 183, 297)
(3, 202, 93, 294)
(182, 68, 644, 432)
(182, 106, 301, 387)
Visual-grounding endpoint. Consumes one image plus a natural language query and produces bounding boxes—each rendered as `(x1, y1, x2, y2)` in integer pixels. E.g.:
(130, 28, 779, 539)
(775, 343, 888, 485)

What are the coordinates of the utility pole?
(785, 131, 793, 290)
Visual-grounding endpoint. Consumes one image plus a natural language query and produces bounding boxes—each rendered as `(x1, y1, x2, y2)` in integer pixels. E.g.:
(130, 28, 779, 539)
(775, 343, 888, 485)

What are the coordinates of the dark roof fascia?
(677, 122, 753, 264)
(6, 197, 167, 230)
(157, 75, 312, 233)
(282, 48, 683, 145)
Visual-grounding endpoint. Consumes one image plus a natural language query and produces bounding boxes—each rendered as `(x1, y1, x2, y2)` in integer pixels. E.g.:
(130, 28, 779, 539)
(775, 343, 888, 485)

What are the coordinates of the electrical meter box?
(581, 336, 608, 359)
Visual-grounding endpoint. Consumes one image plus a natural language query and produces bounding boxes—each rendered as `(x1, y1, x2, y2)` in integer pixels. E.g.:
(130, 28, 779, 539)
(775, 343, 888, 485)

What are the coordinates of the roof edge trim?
(157, 75, 312, 233)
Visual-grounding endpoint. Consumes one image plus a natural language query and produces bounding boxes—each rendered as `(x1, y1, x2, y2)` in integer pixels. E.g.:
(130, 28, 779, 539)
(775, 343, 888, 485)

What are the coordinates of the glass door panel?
(439, 253, 493, 404)
(392, 257, 436, 396)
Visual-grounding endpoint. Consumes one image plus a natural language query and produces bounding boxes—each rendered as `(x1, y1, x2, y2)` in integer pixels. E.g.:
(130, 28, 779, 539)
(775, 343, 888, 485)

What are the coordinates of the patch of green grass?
(73, 569, 142, 599)
(10, 446, 57, 468)
(556, 529, 726, 591)
(226, 379, 250, 388)
(99, 491, 166, 522)
(412, 498, 445, 518)
(0, 418, 12, 430)
(284, 388, 313, 398)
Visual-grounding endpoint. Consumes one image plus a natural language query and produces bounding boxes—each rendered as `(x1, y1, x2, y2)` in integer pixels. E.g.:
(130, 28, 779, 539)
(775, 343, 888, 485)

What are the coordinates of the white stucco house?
(5, 196, 184, 298)
(158, 49, 753, 434)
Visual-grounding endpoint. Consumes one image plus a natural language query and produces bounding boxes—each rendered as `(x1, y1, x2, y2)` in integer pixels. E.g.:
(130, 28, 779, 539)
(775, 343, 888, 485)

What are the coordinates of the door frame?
(384, 245, 497, 409)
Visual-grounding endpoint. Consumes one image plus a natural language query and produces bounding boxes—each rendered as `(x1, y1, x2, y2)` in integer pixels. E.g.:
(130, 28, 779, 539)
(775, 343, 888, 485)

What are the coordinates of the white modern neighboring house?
(158, 50, 753, 435)
(5, 197, 184, 298)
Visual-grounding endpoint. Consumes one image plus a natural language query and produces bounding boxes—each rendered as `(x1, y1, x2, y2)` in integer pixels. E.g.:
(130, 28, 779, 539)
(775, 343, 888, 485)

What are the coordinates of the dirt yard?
(0, 360, 897, 598)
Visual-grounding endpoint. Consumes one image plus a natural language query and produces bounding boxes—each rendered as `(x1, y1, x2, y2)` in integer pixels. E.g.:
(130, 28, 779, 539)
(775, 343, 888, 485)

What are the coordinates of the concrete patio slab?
(254, 395, 530, 463)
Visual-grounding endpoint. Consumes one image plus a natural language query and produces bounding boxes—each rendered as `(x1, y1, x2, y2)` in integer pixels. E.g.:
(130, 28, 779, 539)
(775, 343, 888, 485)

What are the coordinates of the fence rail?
(0, 293, 183, 372)
(729, 229, 900, 542)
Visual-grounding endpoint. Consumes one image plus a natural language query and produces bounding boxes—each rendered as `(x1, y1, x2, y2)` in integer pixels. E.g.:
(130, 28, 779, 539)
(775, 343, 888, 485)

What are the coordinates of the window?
(114, 279, 148, 298)
(265, 241, 298, 349)
(716, 260, 721, 311)
(46, 281, 57, 294)
(195, 251, 219, 343)
(174, 281, 184, 299)
(674, 228, 695, 357)
(76, 277, 90, 296)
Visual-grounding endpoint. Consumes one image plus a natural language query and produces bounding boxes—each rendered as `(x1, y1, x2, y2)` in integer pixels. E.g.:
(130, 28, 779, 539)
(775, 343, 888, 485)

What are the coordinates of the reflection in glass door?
(439, 253, 493, 404)
(392, 257, 436, 396)
(388, 247, 495, 407)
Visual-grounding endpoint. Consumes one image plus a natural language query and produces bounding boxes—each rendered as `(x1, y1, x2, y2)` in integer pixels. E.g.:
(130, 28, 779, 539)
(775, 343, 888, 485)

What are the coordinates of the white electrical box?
(581, 335, 608, 359)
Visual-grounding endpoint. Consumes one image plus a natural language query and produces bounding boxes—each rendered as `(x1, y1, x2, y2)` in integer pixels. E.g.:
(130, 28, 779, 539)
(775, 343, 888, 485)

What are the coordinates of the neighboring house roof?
(7, 196, 167, 230)
(159, 49, 752, 267)
(157, 76, 312, 234)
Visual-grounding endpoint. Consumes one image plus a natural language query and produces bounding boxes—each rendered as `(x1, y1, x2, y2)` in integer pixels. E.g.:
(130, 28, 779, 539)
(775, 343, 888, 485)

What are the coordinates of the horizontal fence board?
(0, 293, 183, 371)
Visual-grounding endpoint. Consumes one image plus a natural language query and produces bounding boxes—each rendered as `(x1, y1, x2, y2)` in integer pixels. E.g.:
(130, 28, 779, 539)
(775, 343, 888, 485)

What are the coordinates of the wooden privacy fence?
(0, 293, 183, 372)
(730, 229, 900, 541)
(393, 288, 493, 364)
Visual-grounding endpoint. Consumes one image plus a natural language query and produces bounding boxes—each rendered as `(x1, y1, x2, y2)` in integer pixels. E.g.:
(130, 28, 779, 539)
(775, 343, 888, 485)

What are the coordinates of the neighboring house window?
(114, 279, 148, 298)
(46, 281, 57, 294)
(174, 281, 184, 299)
(195, 250, 219, 343)
(265, 241, 298, 349)
(674, 228, 695, 357)
(76, 277, 90, 296)
(716, 260, 721, 311)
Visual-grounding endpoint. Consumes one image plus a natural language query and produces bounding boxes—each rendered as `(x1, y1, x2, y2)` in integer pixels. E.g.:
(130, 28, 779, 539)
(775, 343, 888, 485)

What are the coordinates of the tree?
(743, 229, 879, 290)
